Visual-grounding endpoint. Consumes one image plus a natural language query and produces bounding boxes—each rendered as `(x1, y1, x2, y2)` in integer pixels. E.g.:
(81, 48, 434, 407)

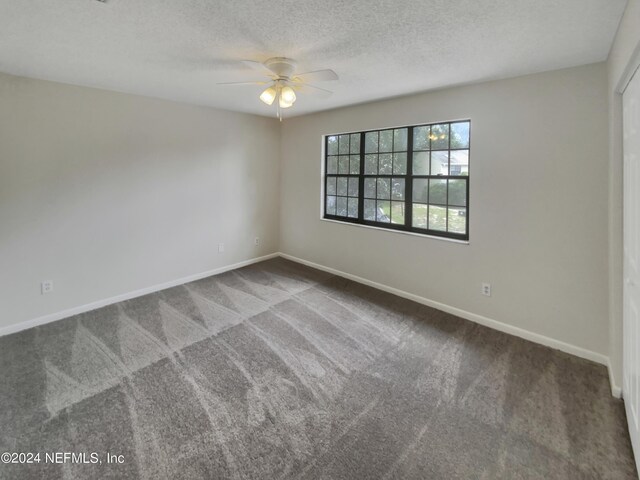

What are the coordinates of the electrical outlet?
(218, 243, 225, 253)
(41, 280, 54, 294)
(481, 282, 491, 297)
(254, 237, 260, 246)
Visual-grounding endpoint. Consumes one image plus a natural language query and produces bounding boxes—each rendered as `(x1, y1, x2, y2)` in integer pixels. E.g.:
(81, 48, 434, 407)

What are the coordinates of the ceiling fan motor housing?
(265, 57, 297, 79)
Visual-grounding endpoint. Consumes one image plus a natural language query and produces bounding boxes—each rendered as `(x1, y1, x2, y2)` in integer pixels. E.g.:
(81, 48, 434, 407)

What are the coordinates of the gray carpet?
(0, 258, 636, 479)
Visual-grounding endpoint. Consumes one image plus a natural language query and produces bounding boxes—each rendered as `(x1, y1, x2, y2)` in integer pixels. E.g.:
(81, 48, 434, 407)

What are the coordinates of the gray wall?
(607, 0, 640, 389)
(0, 72, 281, 329)
(280, 63, 610, 358)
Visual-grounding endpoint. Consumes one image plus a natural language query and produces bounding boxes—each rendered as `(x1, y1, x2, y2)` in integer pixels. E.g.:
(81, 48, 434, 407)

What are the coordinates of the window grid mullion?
(406, 127, 413, 229)
(358, 132, 365, 220)
(446, 122, 452, 232)
(324, 135, 329, 216)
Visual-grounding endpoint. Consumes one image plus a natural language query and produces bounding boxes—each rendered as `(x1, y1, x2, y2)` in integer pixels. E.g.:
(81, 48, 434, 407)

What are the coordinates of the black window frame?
(323, 120, 470, 241)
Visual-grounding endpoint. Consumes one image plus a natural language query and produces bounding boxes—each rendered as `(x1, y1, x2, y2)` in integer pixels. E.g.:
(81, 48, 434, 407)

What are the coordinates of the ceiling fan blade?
(292, 69, 338, 83)
(216, 81, 270, 86)
(292, 83, 333, 97)
(241, 60, 277, 76)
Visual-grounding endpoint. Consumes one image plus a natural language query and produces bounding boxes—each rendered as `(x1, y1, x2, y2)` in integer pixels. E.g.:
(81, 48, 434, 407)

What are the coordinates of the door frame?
(617, 37, 640, 478)
(611, 39, 640, 399)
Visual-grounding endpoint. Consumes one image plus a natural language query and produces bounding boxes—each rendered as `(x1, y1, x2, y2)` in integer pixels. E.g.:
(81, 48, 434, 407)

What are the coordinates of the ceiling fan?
(217, 57, 338, 119)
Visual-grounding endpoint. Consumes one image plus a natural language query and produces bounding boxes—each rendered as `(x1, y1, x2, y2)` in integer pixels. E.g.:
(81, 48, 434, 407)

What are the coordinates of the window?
(324, 120, 470, 240)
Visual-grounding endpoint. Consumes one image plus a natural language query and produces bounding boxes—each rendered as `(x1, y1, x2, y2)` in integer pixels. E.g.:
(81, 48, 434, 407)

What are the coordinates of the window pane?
(431, 124, 449, 150)
(451, 122, 470, 149)
(448, 207, 466, 234)
(339, 134, 350, 154)
(327, 136, 338, 155)
(448, 179, 467, 206)
(338, 156, 349, 174)
(364, 199, 376, 220)
(379, 130, 393, 152)
(326, 196, 337, 215)
(413, 151, 429, 175)
(413, 126, 430, 150)
(450, 150, 469, 176)
(337, 197, 348, 216)
(326, 177, 336, 196)
(350, 133, 361, 153)
(391, 201, 405, 224)
(327, 156, 338, 174)
(364, 178, 376, 198)
(392, 178, 405, 200)
(430, 151, 448, 176)
(379, 153, 392, 174)
(350, 155, 360, 174)
(394, 128, 408, 151)
(365, 131, 378, 153)
(377, 178, 390, 199)
(348, 177, 359, 197)
(412, 203, 428, 229)
(393, 153, 407, 174)
(413, 179, 429, 203)
(365, 154, 377, 174)
(429, 179, 447, 205)
(377, 201, 390, 222)
(348, 198, 359, 218)
(337, 177, 348, 196)
(429, 205, 447, 231)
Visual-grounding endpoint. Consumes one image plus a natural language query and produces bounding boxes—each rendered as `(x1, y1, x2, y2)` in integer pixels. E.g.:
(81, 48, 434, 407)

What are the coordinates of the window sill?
(319, 217, 470, 245)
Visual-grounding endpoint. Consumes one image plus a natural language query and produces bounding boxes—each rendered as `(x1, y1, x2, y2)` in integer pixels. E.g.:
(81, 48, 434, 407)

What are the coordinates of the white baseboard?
(279, 252, 620, 397)
(0, 253, 279, 338)
(608, 360, 623, 399)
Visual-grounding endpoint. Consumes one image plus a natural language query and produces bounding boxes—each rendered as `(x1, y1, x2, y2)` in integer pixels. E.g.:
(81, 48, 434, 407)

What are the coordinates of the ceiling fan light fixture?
(259, 86, 276, 105)
(279, 96, 294, 109)
(280, 85, 296, 104)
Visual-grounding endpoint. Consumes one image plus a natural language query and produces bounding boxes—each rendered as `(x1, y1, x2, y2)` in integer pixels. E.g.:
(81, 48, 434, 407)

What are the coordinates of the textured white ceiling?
(0, 0, 627, 117)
